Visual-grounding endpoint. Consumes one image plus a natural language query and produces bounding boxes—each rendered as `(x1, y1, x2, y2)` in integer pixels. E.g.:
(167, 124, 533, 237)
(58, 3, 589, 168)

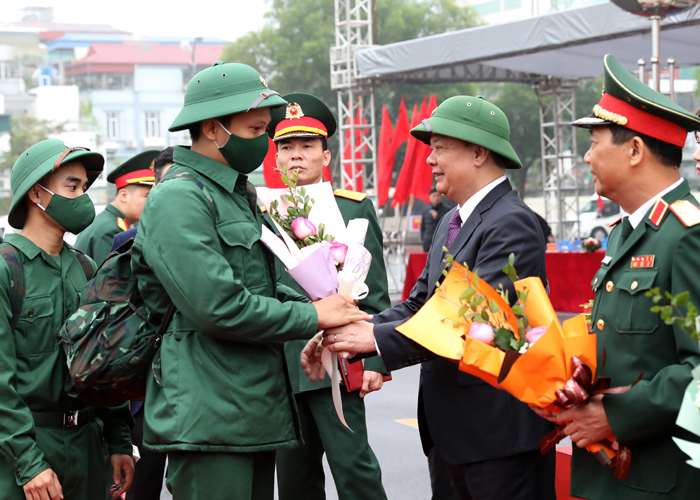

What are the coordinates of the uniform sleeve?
(603, 230, 700, 445)
(0, 263, 51, 486)
(95, 403, 133, 456)
(138, 180, 318, 344)
(355, 200, 391, 375)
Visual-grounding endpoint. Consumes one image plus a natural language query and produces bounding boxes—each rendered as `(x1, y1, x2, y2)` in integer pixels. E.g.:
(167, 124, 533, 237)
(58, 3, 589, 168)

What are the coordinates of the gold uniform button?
(605, 281, 614, 292)
(631, 281, 638, 291)
(593, 277, 598, 285)
(596, 319, 605, 330)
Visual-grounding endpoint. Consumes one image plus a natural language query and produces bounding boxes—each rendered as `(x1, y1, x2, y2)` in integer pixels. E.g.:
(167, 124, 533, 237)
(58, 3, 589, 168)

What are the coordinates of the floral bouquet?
(581, 237, 602, 253)
(256, 167, 372, 429)
(394, 253, 635, 478)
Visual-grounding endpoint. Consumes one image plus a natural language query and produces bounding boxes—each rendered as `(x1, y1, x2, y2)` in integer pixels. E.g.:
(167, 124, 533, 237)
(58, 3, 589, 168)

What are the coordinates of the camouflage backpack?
(59, 169, 216, 407)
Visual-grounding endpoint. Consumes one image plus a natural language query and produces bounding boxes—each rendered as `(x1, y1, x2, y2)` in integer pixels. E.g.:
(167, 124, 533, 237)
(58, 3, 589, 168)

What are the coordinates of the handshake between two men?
(309, 295, 382, 397)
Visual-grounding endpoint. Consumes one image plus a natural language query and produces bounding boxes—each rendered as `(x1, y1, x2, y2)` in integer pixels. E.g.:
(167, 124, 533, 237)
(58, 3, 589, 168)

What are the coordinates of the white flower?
(518, 342, 530, 354)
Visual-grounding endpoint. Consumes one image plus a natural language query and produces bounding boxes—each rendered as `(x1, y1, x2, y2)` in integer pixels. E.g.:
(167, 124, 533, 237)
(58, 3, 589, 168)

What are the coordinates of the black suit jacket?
(372, 179, 553, 465)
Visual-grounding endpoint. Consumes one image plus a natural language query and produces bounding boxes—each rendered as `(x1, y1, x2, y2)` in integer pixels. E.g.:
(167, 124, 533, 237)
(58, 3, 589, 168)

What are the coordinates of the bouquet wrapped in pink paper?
(256, 168, 373, 428)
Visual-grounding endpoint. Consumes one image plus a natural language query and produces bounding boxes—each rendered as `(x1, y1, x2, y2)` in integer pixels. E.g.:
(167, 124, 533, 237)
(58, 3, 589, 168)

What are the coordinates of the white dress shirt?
(627, 178, 683, 229)
(456, 176, 507, 227)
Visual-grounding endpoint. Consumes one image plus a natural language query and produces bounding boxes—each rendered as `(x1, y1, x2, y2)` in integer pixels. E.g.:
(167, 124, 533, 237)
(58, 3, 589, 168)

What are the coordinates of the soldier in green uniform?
(0, 139, 134, 500)
(75, 150, 157, 265)
(268, 93, 390, 500)
(534, 54, 700, 499)
(130, 63, 371, 500)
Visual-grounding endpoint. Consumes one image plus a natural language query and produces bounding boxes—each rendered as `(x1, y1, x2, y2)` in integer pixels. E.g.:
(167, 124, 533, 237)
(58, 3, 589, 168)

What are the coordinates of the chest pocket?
(613, 269, 658, 334)
(17, 295, 56, 356)
(216, 220, 269, 293)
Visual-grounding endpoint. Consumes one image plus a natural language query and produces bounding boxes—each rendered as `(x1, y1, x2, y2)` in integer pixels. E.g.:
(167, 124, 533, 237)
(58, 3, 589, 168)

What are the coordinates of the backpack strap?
(71, 248, 95, 282)
(0, 243, 26, 332)
(164, 168, 217, 222)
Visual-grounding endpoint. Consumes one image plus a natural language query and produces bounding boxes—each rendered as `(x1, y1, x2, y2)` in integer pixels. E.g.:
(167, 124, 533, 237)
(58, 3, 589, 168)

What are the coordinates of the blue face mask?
(214, 120, 269, 175)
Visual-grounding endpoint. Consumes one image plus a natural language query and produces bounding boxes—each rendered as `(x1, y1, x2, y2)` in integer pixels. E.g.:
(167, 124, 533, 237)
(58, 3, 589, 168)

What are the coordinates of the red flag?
(391, 103, 421, 208)
(410, 95, 438, 203)
(262, 137, 286, 188)
(377, 105, 395, 207)
(377, 98, 410, 207)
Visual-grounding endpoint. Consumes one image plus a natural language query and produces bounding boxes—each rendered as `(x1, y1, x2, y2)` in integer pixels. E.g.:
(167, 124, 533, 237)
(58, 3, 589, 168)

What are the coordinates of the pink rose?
(468, 323, 494, 345)
(291, 217, 317, 239)
(329, 241, 348, 265)
(525, 326, 548, 345)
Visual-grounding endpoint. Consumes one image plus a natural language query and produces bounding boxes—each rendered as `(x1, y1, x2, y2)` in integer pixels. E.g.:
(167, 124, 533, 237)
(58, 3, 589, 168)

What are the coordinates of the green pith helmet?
(410, 95, 522, 169)
(9, 139, 104, 229)
(267, 92, 337, 141)
(571, 54, 700, 147)
(107, 150, 158, 187)
(168, 62, 288, 132)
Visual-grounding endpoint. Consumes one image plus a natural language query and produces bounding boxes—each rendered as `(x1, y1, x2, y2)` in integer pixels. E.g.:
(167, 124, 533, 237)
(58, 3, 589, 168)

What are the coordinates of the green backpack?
(59, 169, 215, 407)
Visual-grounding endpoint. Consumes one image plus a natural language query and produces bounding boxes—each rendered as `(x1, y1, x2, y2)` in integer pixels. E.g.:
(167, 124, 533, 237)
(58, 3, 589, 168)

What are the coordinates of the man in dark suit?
(420, 188, 451, 252)
(304, 96, 555, 500)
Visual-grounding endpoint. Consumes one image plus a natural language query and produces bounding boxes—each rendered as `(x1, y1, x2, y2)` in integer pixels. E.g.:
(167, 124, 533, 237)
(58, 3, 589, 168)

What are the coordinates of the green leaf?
(493, 328, 513, 351)
(458, 306, 468, 318)
(508, 253, 515, 267)
(650, 306, 662, 313)
(281, 175, 290, 185)
(480, 309, 490, 321)
(511, 305, 523, 316)
(675, 291, 690, 307)
(472, 296, 484, 307)
(460, 288, 477, 301)
(489, 299, 499, 313)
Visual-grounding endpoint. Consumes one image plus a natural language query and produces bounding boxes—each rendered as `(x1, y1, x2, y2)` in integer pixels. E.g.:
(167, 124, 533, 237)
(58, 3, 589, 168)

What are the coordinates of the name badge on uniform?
(630, 255, 654, 268)
(601, 256, 612, 265)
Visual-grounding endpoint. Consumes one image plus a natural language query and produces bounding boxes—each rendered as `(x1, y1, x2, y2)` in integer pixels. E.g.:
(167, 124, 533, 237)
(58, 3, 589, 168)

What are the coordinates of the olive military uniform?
(276, 191, 390, 500)
(574, 182, 700, 498)
(569, 54, 700, 499)
(0, 236, 133, 499)
(131, 146, 319, 498)
(75, 203, 130, 265)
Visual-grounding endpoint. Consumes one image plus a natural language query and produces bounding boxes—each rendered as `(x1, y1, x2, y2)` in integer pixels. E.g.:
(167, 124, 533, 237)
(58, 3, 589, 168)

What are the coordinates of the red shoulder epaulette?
(117, 217, 130, 232)
(647, 198, 669, 227)
(668, 200, 700, 227)
(609, 217, 622, 228)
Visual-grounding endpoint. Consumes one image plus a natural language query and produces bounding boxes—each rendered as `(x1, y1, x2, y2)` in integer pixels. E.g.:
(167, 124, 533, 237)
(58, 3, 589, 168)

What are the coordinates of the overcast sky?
(1, 0, 269, 42)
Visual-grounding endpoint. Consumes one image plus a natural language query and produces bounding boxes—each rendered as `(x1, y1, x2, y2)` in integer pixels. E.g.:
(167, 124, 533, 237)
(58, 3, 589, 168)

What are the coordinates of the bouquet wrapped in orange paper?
(395, 257, 632, 477)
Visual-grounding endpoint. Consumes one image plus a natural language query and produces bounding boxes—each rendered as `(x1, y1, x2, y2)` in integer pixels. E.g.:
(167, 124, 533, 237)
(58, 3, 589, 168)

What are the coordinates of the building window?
(144, 112, 160, 138)
(106, 111, 120, 139)
(474, 0, 502, 16)
(504, 0, 522, 10)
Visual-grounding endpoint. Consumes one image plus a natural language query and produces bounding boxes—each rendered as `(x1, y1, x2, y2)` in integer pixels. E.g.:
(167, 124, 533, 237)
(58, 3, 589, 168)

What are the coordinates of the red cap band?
(115, 169, 155, 189)
(596, 93, 687, 147)
(274, 116, 328, 140)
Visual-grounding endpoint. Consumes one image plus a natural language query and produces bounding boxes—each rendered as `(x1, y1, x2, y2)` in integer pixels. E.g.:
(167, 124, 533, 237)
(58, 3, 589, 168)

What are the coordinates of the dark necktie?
(445, 210, 462, 248)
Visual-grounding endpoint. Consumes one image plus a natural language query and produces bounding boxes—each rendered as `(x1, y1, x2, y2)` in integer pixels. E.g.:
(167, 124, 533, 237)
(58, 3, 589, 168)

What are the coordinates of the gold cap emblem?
(260, 75, 268, 88)
(285, 103, 304, 120)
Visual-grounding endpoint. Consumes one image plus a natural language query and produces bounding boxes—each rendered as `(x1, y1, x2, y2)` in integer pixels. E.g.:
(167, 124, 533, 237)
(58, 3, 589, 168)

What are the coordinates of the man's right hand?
(23, 468, 63, 500)
(313, 294, 372, 330)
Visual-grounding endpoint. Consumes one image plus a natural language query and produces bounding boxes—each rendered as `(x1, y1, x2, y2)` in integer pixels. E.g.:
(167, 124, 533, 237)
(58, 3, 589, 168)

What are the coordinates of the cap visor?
(571, 114, 613, 128)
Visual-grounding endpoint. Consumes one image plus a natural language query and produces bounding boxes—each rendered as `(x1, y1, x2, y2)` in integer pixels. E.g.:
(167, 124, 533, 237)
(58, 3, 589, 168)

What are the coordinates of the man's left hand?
(109, 453, 135, 498)
(556, 394, 612, 449)
(360, 370, 384, 398)
(323, 321, 377, 355)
